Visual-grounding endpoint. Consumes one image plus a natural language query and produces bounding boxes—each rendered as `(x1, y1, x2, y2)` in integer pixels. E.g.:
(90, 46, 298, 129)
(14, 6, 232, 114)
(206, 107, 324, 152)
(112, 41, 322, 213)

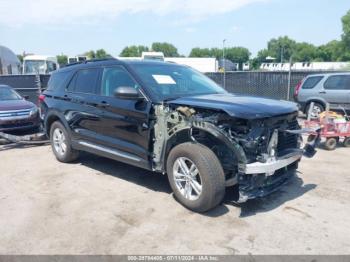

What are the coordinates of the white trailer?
(260, 62, 350, 71)
(23, 55, 59, 74)
(67, 56, 88, 64)
(164, 57, 218, 73)
(118, 52, 219, 73)
(141, 52, 164, 61)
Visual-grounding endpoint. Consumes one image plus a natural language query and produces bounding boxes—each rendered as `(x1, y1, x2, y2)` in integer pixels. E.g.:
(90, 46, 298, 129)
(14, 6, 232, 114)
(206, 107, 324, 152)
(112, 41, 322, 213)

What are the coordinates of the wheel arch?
(161, 124, 247, 174)
(44, 111, 70, 138)
(304, 98, 327, 113)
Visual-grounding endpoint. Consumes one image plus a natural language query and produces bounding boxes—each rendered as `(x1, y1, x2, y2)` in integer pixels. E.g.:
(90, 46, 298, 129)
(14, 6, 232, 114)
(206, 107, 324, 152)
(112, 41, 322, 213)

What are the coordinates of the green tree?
(56, 54, 68, 66)
(84, 50, 96, 59)
(293, 42, 318, 62)
(95, 49, 111, 59)
(225, 47, 251, 65)
(267, 36, 297, 62)
(255, 49, 273, 62)
(84, 49, 111, 59)
(341, 10, 350, 49)
(189, 47, 212, 57)
(210, 48, 223, 59)
(151, 42, 179, 57)
(119, 45, 149, 57)
(17, 54, 23, 63)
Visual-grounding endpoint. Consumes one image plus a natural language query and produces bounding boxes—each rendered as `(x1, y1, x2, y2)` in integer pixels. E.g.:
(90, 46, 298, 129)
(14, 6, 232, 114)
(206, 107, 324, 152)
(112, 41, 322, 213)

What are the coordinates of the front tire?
(166, 142, 225, 212)
(50, 121, 79, 162)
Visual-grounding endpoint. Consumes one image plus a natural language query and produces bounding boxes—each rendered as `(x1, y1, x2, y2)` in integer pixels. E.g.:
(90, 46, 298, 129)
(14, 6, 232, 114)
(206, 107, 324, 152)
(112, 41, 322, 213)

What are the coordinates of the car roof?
(0, 84, 11, 89)
(57, 58, 181, 73)
(305, 72, 350, 78)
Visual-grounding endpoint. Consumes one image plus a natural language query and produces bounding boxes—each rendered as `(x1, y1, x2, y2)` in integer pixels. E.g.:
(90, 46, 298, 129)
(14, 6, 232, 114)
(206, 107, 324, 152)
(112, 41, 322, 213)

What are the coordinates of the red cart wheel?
(343, 137, 350, 148)
(324, 137, 338, 151)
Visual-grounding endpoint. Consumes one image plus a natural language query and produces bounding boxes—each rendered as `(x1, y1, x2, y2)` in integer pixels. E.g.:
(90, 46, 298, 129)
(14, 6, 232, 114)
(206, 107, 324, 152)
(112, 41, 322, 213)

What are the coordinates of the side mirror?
(114, 87, 143, 100)
(23, 95, 29, 100)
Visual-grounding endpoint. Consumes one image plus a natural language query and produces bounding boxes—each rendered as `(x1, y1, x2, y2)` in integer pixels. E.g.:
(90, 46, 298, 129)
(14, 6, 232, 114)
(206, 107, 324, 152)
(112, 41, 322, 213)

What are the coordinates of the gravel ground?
(0, 142, 349, 255)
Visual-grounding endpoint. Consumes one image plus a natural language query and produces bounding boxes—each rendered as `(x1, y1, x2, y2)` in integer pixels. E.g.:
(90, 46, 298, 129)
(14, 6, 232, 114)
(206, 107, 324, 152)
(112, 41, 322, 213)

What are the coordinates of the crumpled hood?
(167, 93, 298, 119)
(0, 99, 35, 111)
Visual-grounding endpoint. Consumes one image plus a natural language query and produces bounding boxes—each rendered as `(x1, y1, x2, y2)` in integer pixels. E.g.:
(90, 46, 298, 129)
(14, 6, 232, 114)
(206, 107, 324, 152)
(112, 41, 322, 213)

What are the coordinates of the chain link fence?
(206, 71, 348, 101)
(1, 71, 350, 104)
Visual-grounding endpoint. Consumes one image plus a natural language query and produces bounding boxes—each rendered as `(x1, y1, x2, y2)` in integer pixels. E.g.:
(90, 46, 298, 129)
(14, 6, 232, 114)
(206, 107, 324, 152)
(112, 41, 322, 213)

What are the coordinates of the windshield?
(0, 88, 22, 101)
(24, 60, 46, 74)
(131, 63, 226, 101)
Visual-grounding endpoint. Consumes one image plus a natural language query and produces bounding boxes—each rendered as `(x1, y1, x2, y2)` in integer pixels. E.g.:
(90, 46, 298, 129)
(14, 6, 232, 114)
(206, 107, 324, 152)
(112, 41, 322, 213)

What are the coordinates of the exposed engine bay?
(151, 104, 319, 203)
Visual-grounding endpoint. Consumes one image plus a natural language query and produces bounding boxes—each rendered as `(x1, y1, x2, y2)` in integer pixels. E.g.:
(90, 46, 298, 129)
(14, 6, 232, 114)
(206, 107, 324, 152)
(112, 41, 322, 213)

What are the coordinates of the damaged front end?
(151, 103, 319, 203)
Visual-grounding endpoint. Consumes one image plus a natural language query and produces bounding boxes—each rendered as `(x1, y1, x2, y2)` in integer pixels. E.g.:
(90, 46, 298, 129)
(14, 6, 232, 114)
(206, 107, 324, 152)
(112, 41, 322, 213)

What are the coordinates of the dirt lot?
(0, 142, 350, 255)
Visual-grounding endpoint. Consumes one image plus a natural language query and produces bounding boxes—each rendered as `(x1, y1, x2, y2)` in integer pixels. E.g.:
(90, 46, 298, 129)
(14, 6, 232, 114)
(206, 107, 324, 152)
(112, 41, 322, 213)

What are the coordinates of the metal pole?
(223, 39, 226, 89)
(281, 46, 284, 63)
(287, 56, 292, 100)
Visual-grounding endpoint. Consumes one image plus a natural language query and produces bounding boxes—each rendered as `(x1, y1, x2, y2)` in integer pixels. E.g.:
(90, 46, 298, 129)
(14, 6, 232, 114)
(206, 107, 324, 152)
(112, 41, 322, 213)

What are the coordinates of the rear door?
(321, 74, 350, 110)
(64, 67, 104, 143)
(298, 75, 324, 103)
(92, 65, 152, 163)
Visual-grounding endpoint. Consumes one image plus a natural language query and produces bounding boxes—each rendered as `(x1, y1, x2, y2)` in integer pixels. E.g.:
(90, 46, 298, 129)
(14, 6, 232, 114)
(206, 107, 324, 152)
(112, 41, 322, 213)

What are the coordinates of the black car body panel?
(168, 93, 298, 119)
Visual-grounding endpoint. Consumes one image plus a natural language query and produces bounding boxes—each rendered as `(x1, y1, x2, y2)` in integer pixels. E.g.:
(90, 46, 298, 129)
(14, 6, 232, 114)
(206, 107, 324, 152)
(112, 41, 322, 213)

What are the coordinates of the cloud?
(185, 27, 197, 33)
(230, 26, 241, 33)
(0, 0, 266, 27)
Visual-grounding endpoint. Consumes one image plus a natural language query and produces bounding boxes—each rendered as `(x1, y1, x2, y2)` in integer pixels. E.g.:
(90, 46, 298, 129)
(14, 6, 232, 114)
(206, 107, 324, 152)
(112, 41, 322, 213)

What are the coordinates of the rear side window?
(302, 76, 323, 89)
(47, 71, 72, 91)
(67, 68, 100, 94)
(324, 75, 350, 90)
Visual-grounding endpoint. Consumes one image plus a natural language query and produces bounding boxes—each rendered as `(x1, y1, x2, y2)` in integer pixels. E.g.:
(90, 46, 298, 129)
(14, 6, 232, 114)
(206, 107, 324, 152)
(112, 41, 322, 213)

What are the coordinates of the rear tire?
(306, 102, 324, 119)
(343, 137, 350, 148)
(324, 137, 337, 151)
(50, 121, 79, 162)
(166, 142, 225, 213)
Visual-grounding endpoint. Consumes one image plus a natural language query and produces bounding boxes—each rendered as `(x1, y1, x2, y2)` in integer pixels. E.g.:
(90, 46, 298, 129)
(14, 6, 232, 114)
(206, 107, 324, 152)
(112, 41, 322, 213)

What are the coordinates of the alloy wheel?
(173, 157, 202, 201)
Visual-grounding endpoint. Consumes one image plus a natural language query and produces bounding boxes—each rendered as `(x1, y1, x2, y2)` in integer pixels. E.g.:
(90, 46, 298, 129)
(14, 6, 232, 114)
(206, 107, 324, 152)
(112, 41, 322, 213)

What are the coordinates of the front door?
(93, 65, 152, 163)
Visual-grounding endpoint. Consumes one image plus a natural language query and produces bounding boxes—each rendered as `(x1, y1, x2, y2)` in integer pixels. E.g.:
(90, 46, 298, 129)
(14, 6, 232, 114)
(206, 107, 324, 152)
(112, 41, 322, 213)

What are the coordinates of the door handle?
(97, 101, 110, 108)
(319, 91, 326, 94)
(62, 94, 71, 101)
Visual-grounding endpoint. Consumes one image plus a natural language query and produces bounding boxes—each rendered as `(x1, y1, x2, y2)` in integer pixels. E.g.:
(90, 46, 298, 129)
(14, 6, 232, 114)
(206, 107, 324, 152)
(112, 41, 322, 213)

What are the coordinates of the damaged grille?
(277, 119, 299, 154)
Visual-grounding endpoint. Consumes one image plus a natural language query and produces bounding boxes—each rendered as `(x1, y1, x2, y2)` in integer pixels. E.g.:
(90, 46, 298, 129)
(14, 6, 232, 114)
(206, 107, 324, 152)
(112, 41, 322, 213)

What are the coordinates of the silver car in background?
(294, 72, 350, 118)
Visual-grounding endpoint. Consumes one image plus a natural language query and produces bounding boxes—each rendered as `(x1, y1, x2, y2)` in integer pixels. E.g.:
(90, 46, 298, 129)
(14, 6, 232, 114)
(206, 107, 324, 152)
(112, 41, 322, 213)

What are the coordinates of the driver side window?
(101, 66, 138, 97)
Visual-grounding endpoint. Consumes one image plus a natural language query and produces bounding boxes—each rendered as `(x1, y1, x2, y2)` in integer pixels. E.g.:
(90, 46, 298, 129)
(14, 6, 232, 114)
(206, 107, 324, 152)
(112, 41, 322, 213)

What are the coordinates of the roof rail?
(64, 57, 117, 67)
(64, 61, 83, 67)
(85, 58, 117, 63)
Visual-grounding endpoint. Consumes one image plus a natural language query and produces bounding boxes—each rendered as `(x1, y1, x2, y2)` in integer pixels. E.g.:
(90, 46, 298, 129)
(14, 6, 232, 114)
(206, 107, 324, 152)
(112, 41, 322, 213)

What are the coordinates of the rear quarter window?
(302, 76, 323, 89)
(47, 71, 72, 91)
(324, 75, 350, 90)
(67, 68, 100, 94)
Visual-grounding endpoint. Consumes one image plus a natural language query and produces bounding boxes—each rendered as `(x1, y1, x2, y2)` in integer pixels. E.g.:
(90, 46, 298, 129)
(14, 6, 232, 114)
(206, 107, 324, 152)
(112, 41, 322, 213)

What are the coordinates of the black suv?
(41, 59, 310, 212)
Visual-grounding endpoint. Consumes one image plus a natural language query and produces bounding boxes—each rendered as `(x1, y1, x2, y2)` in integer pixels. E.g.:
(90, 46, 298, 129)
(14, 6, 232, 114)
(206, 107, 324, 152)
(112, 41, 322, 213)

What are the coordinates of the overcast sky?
(0, 0, 349, 57)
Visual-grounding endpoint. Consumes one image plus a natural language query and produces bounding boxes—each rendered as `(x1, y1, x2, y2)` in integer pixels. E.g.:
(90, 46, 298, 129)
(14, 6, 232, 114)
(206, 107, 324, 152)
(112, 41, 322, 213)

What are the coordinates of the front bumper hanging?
(236, 127, 321, 203)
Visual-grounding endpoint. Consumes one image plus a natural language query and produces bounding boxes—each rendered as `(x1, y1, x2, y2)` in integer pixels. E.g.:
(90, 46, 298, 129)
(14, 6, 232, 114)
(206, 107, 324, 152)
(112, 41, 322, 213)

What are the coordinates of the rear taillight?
(38, 94, 46, 103)
(294, 79, 303, 98)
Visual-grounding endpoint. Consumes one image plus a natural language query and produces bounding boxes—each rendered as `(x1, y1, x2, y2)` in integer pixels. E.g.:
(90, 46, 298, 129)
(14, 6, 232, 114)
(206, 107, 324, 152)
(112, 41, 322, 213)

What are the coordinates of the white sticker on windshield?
(152, 75, 176, 85)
